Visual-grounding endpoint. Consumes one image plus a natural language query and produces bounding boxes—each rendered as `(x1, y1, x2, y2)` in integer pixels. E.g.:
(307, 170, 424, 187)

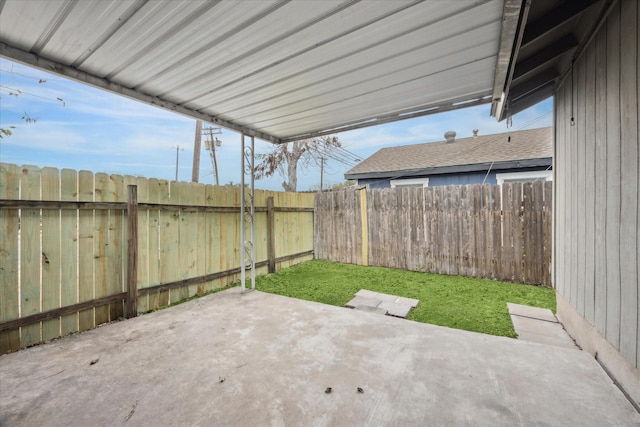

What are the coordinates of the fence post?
(267, 196, 276, 273)
(359, 188, 369, 266)
(126, 185, 138, 318)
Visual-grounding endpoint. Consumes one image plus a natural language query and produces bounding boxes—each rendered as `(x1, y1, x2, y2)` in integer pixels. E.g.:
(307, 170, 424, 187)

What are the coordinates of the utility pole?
(192, 120, 202, 182)
(212, 143, 219, 185)
(320, 157, 325, 191)
(203, 126, 222, 185)
(172, 145, 184, 181)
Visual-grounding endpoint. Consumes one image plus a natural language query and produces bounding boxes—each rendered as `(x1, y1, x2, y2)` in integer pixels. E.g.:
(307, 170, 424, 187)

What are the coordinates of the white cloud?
(1, 121, 89, 151)
(340, 100, 553, 156)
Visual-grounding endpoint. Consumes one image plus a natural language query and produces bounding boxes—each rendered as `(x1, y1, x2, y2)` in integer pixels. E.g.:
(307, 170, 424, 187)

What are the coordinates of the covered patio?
(1, 0, 638, 422)
(1, 288, 637, 426)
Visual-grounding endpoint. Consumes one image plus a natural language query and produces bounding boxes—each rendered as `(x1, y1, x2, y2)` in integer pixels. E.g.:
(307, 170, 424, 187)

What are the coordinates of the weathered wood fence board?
(0, 163, 315, 355)
(78, 170, 94, 331)
(21, 165, 41, 347)
(60, 169, 78, 336)
(315, 182, 552, 286)
(0, 164, 20, 353)
(41, 167, 60, 342)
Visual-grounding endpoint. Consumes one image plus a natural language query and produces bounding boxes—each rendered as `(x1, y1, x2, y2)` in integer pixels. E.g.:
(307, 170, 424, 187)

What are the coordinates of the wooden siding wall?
(554, 0, 639, 370)
(0, 163, 314, 355)
(315, 182, 552, 286)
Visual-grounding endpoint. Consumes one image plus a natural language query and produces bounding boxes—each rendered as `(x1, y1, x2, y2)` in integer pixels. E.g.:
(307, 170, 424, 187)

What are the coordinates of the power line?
(333, 145, 362, 162)
(323, 145, 361, 162)
(310, 145, 359, 167)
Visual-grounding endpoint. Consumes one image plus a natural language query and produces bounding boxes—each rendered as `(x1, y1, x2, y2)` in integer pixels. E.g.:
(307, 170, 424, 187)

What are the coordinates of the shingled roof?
(345, 127, 552, 180)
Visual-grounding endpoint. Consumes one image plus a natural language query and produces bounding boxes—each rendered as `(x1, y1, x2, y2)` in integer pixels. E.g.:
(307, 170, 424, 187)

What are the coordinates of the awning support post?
(240, 133, 256, 292)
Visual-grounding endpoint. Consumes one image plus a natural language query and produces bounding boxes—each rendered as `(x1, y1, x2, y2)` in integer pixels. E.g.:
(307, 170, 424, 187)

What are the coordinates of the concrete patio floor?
(1, 288, 638, 426)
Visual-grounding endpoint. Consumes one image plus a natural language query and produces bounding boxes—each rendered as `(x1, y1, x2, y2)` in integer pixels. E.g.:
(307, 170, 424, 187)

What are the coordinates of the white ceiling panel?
(194, 6, 501, 114)
(257, 58, 497, 136)
(0, 0, 511, 144)
(225, 37, 498, 124)
(81, 1, 215, 77)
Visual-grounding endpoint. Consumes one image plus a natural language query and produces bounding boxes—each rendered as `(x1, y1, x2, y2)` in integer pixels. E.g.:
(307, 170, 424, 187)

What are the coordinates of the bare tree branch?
(254, 136, 341, 192)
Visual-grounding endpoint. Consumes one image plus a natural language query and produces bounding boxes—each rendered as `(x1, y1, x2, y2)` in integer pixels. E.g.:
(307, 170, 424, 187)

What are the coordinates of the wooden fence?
(0, 163, 314, 355)
(315, 182, 552, 286)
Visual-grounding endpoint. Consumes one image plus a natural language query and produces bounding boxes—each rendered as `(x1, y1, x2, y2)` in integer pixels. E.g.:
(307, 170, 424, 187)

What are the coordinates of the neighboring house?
(344, 127, 552, 189)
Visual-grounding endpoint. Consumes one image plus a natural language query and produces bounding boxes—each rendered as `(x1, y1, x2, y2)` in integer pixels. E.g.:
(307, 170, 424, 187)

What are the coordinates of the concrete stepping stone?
(345, 296, 381, 309)
(507, 302, 578, 349)
(378, 301, 413, 318)
(507, 303, 557, 322)
(354, 290, 419, 308)
(354, 305, 388, 315)
(346, 290, 419, 319)
(394, 296, 420, 308)
(354, 289, 378, 299)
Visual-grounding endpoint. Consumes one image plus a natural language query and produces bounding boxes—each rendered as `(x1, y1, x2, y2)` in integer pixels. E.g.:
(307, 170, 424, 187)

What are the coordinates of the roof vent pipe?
(473, 129, 479, 137)
(444, 131, 456, 143)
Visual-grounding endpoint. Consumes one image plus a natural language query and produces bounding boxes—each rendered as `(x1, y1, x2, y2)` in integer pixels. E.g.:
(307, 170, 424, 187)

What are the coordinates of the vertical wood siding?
(554, 0, 639, 369)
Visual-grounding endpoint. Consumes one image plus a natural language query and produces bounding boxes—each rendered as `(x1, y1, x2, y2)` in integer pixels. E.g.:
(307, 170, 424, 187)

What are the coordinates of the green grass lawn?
(255, 260, 556, 338)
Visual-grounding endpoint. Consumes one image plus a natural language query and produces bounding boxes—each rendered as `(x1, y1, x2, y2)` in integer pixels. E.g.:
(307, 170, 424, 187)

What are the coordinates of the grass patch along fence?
(255, 260, 556, 338)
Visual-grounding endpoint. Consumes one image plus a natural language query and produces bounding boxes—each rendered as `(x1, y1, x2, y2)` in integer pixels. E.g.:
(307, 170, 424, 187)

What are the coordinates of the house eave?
(345, 157, 552, 181)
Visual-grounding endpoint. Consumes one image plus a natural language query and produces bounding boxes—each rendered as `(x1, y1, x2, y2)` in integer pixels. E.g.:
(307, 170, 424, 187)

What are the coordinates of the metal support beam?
(505, 82, 555, 117)
(508, 68, 559, 101)
(279, 94, 491, 144)
(512, 35, 578, 81)
(240, 134, 256, 293)
(490, 0, 529, 119)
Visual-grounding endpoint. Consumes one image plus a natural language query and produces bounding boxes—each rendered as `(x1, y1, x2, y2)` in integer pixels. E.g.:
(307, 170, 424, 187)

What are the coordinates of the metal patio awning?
(0, 0, 611, 144)
(0, 0, 520, 144)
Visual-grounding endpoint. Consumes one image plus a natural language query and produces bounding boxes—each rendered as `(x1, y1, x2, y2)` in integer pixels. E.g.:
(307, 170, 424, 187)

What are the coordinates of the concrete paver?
(507, 302, 557, 322)
(378, 301, 412, 318)
(344, 296, 381, 309)
(394, 296, 419, 308)
(354, 289, 379, 299)
(348, 290, 419, 318)
(511, 315, 578, 349)
(508, 302, 578, 349)
(1, 289, 638, 426)
(354, 305, 388, 315)
(373, 292, 398, 303)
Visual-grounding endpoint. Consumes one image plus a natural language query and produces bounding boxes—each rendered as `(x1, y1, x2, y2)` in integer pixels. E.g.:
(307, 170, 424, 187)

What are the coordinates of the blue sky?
(0, 58, 553, 191)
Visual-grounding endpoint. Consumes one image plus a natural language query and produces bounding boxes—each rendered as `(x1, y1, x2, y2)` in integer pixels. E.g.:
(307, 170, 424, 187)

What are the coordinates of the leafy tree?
(254, 136, 341, 192)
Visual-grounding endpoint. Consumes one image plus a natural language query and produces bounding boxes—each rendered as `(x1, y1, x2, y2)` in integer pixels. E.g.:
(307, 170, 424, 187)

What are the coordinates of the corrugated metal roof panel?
(0, 0, 509, 144)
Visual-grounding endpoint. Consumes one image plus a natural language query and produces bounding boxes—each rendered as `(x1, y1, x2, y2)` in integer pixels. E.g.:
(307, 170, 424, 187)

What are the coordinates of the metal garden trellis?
(240, 134, 256, 292)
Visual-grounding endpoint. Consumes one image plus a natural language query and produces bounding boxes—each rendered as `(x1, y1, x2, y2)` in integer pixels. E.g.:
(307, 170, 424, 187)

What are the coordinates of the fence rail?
(0, 163, 314, 355)
(315, 182, 552, 286)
